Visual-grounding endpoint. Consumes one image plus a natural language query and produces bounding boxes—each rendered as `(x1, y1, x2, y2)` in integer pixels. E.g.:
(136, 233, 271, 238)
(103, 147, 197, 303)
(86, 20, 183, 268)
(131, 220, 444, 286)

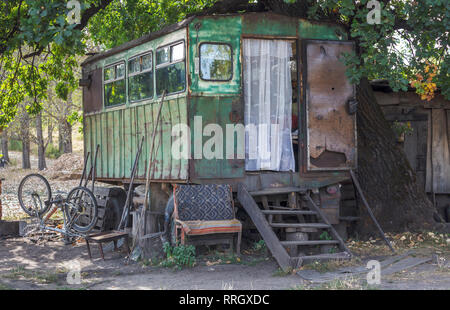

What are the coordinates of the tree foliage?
(0, 0, 449, 127)
(0, 0, 112, 127)
(88, 0, 217, 49)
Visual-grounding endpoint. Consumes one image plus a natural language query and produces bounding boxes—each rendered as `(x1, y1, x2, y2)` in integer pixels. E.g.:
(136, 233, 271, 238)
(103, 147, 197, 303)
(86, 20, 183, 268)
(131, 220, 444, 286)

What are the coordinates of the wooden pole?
(131, 91, 166, 254)
(350, 169, 396, 253)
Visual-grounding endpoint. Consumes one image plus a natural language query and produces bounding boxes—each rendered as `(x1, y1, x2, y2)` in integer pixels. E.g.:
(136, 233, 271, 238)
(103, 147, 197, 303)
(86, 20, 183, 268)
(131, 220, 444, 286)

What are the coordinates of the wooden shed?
(372, 80, 450, 221)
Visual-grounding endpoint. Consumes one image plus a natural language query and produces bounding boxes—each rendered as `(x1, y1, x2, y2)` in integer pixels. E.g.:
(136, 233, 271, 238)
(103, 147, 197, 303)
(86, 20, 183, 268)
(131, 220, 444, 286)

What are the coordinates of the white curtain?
(244, 39, 295, 171)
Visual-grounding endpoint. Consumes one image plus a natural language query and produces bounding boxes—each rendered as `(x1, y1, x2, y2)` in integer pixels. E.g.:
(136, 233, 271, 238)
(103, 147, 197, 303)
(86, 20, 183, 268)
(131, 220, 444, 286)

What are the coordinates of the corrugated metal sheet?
(84, 97, 189, 181)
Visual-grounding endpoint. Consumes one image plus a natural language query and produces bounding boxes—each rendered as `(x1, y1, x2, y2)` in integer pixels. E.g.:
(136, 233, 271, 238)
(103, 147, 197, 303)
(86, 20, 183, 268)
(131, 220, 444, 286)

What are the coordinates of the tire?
(103, 195, 125, 231)
(65, 186, 98, 233)
(18, 173, 52, 217)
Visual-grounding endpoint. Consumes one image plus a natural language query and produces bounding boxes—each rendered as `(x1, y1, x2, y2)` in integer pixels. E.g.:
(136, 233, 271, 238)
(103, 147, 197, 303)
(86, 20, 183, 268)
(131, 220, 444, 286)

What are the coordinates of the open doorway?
(243, 38, 297, 172)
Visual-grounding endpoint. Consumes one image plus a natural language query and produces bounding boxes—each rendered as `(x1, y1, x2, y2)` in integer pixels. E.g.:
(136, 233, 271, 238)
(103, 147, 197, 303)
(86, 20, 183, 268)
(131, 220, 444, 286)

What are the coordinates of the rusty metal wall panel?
(304, 40, 356, 171)
(84, 97, 189, 182)
(82, 68, 103, 114)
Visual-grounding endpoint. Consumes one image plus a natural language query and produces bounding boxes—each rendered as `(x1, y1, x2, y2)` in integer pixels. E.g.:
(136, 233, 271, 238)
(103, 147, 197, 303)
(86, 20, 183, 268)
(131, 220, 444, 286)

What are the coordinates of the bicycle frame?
(33, 196, 86, 239)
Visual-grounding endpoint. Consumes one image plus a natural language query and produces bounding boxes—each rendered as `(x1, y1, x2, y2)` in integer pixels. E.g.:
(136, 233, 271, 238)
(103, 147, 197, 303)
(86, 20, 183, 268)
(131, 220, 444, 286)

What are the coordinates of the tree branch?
(74, 0, 113, 31)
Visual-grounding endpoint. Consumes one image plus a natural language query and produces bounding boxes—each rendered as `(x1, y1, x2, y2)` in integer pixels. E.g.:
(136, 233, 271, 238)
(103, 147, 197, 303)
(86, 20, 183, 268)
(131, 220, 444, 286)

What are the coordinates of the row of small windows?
(104, 42, 233, 107)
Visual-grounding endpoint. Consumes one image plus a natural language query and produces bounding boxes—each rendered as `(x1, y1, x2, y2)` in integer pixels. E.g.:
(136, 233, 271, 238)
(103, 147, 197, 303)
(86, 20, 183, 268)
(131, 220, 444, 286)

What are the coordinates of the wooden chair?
(172, 184, 242, 256)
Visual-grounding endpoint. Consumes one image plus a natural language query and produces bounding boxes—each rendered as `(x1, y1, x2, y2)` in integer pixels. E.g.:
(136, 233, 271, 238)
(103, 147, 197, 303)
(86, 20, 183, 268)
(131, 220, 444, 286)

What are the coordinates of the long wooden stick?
(143, 90, 166, 214)
(118, 136, 145, 231)
(133, 91, 166, 250)
(350, 169, 395, 253)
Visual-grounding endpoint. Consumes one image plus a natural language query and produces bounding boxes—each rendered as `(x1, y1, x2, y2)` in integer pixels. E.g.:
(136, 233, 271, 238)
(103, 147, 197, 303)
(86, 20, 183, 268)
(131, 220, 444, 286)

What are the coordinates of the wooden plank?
(261, 210, 316, 215)
(170, 98, 181, 179)
(270, 223, 329, 229)
(280, 240, 339, 246)
(426, 109, 450, 193)
(249, 187, 306, 196)
(294, 252, 351, 261)
(161, 98, 172, 179)
(179, 98, 188, 180)
(237, 183, 292, 271)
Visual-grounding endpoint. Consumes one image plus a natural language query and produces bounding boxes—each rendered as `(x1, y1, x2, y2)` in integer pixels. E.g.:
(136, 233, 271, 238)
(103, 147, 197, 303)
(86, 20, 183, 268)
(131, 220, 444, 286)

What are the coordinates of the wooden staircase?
(237, 183, 351, 271)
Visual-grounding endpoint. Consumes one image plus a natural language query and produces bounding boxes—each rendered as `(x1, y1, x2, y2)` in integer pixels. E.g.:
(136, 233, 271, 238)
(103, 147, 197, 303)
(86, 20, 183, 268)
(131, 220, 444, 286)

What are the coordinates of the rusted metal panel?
(304, 40, 357, 171)
(82, 68, 103, 114)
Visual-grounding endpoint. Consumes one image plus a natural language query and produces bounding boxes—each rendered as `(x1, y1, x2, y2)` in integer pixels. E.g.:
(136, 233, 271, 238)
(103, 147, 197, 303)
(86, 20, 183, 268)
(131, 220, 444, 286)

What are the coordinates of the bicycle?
(18, 173, 98, 238)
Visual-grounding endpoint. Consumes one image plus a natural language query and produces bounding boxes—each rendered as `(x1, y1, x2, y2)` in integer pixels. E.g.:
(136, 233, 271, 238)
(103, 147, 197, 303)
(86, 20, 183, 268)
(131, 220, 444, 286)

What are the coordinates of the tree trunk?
(1, 128, 9, 163)
(355, 78, 445, 233)
(36, 112, 47, 170)
(20, 113, 31, 169)
(58, 120, 72, 154)
(47, 117, 53, 145)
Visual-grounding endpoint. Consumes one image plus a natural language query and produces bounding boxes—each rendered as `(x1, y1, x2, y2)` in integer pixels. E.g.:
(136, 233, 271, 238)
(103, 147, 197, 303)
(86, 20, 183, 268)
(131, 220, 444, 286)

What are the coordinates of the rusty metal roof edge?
(81, 16, 195, 66)
(82, 12, 347, 67)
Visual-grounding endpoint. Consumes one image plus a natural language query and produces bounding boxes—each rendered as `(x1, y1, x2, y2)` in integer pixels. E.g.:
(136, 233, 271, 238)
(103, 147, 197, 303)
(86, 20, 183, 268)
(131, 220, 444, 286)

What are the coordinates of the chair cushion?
(177, 219, 242, 236)
(174, 184, 234, 221)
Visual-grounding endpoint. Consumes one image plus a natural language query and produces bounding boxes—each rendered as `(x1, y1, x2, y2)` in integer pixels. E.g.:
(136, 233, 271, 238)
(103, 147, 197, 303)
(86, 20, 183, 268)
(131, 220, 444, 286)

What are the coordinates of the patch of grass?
(199, 248, 268, 267)
(292, 277, 375, 290)
(302, 261, 335, 273)
(272, 267, 293, 277)
(301, 257, 362, 274)
(3, 265, 60, 284)
(159, 242, 196, 270)
(319, 231, 332, 241)
(253, 240, 267, 252)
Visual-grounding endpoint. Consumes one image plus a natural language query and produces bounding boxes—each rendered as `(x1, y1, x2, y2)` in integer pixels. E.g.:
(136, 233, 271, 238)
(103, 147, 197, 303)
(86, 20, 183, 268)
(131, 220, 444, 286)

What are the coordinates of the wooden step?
(339, 216, 360, 222)
(261, 210, 317, 215)
(270, 223, 329, 229)
(280, 240, 339, 246)
(294, 252, 351, 262)
(237, 183, 292, 272)
(249, 187, 306, 196)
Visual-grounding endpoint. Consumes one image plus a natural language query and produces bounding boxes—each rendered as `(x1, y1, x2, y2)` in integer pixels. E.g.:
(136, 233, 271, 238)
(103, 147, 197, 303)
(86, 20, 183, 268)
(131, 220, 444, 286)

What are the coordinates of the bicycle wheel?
(64, 186, 98, 233)
(18, 173, 52, 217)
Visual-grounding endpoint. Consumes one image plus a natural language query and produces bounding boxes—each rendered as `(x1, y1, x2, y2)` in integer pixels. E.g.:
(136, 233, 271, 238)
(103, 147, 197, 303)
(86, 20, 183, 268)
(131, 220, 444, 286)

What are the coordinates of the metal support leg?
(86, 240, 92, 260)
(98, 243, 105, 260)
(236, 231, 242, 257)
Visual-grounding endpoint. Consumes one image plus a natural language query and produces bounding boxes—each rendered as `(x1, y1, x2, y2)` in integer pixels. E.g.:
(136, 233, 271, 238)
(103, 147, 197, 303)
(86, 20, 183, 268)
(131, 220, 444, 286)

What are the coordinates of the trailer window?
(128, 52, 154, 102)
(199, 43, 232, 81)
(156, 41, 186, 96)
(104, 62, 125, 107)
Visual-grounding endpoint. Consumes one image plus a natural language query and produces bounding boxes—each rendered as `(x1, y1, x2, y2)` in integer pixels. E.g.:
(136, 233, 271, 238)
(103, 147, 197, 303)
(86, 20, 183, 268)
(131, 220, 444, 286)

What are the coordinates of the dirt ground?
(0, 152, 449, 290)
(0, 236, 448, 290)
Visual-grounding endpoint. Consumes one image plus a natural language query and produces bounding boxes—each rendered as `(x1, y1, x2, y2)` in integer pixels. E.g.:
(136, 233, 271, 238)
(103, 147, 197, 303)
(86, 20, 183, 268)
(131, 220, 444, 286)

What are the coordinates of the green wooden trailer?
(80, 12, 358, 250)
